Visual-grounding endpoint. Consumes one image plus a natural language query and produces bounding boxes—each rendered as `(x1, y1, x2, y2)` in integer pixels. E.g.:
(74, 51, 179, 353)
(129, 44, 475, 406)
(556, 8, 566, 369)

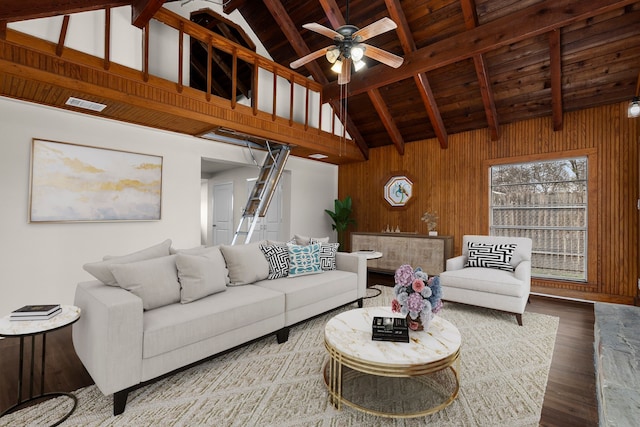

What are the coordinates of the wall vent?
(65, 97, 107, 112)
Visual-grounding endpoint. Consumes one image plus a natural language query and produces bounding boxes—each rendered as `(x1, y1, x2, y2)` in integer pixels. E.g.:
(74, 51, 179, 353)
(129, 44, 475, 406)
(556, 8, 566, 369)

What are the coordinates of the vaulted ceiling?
(1, 0, 639, 159)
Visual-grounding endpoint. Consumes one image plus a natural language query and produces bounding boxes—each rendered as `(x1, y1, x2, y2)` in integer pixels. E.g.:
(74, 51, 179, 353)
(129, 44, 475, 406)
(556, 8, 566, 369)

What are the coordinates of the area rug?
(1, 287, 558, 427)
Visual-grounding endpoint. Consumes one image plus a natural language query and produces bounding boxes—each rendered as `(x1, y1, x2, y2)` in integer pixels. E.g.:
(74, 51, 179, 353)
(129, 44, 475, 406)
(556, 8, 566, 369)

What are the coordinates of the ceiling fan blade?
(361, 44, 404, 68)
(290, 47, 331, 69)
(338, 58, 351, 85)
(302, 22, 343, 40)
(353, 17, 397, 42)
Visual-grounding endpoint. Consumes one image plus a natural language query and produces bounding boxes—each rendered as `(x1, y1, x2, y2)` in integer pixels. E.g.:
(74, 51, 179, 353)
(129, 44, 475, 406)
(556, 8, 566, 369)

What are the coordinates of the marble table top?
(325, 306, 461, 366)
(353, 250, 383, 260)
(0, 305, 81, 337)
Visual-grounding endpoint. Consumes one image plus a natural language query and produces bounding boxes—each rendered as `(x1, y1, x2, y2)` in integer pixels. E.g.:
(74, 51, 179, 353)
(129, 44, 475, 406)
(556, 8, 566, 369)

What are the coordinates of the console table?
(351, 232, 453, 275)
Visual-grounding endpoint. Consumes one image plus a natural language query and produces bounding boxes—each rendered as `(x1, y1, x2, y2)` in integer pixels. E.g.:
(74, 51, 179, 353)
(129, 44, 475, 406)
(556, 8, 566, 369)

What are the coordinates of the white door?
(212, 182, 233, 245)
(246, 179, 282, 243)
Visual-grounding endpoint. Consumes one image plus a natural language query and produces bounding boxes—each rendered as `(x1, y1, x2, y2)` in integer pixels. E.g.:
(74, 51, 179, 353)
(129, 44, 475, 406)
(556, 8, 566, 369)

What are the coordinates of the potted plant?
(325, 196, 357, 251)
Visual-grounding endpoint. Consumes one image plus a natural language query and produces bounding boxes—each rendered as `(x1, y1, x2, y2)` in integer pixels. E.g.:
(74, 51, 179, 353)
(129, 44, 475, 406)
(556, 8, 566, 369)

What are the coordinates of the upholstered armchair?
(439, 235, 532, 325)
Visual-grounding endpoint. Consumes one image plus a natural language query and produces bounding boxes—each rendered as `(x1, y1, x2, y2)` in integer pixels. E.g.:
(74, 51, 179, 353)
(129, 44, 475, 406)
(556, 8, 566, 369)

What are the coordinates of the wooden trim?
(177, 21, 183, 93)
(56, 15, 70, 57)
(104, 8, 111, 70)
(549, 29, 563, 131)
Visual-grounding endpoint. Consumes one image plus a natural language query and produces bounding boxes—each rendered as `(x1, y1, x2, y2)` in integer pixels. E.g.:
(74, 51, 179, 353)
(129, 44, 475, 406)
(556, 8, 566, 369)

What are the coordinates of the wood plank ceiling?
(1, 0, 639, 159)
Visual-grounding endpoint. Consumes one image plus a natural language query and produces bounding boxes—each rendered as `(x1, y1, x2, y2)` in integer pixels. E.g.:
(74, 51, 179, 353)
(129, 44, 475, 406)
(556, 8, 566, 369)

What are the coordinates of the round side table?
(0, 305, 81, 426)
(353, 251, 384, 298)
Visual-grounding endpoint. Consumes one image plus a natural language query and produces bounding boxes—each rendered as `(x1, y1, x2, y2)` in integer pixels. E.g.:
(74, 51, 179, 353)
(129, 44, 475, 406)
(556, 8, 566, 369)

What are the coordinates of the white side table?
(353, 251, 384, 298)
(0, 305, 81, 425)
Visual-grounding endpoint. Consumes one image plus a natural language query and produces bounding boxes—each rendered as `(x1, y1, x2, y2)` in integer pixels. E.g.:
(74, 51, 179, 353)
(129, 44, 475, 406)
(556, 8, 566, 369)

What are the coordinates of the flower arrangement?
(392, 264, 443, 331)
(421, 211, 439, 232)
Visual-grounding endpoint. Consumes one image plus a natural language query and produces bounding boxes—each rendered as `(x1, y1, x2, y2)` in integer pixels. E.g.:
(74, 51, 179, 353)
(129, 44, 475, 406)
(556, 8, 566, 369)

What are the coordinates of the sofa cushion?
(465, 242, 516, 271)
(83, 239, 172, 285)
(317, 242, 339, 271)
(176, 253, 227, 303)
(287, 243, 322, 277)
(258, 269, 357, 311)
(220, 241, 269, 285)
(108, 254, 181, 310)
(440, 267, 525, 298)
(141, 285, 284, 358)
(259, 243, 290, 279)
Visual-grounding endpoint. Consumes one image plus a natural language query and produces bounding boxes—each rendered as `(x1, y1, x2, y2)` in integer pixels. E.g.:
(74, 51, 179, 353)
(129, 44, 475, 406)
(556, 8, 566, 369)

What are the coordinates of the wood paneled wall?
(339, 102, 640, 304)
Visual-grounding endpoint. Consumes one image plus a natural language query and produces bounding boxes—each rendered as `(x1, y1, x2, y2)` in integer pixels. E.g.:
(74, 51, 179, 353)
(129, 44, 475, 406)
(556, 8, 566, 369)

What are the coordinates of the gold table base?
(323, 340, 460, 418)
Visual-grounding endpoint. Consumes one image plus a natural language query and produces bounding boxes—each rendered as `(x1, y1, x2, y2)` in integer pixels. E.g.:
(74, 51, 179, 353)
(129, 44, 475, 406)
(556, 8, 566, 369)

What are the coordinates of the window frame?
(482, 148, 598, 286)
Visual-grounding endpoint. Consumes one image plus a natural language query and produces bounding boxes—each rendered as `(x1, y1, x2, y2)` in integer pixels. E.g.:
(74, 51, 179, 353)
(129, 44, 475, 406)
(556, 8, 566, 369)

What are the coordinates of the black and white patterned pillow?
(259, 244, 290, 279)
(465, 242, 517, 271)
(317, 242, 339, 271)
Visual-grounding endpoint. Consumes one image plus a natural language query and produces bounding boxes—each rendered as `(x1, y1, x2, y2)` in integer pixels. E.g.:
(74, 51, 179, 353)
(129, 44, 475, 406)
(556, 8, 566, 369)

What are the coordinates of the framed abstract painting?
(29, 139, 163, 222)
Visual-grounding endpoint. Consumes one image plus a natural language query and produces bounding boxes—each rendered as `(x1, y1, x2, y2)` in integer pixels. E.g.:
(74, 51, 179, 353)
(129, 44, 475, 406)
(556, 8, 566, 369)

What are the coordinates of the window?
(490, 157, 588, 281)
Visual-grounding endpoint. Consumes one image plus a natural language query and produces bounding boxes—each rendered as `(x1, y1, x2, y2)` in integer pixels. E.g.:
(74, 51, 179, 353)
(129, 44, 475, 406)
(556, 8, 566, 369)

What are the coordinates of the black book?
(11, 304, 61, 317)
(372, 316, 409, 343)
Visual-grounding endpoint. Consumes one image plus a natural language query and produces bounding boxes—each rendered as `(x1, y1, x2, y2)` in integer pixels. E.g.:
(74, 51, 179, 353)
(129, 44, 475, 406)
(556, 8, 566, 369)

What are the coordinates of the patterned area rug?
(1, 287, 558, 427)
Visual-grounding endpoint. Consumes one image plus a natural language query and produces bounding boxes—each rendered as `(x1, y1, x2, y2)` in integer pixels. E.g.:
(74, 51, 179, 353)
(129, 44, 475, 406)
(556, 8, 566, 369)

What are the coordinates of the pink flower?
(391, 299, 401, 313)
(412, 279, 425, 293)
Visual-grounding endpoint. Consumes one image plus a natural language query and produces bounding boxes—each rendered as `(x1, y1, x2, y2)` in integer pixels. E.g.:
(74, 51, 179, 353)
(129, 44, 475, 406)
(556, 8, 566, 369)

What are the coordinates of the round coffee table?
(323, 306, 461, 418)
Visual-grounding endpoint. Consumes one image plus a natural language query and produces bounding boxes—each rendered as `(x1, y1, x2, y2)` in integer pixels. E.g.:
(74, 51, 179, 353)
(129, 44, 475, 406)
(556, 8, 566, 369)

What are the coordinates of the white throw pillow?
(294, 234, 329, 246)
(108, 254, 181, 310)
(173, 245, 230, 285)
(176, 253, 227, 303)
(83, 239, 172, 285)
(219, 241, 270, 285)
(287, 243, 322, 277)
(465, 242, 516, 272)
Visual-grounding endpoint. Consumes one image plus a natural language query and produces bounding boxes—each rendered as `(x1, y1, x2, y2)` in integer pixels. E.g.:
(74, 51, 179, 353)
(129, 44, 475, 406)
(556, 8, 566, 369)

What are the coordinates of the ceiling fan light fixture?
(353, 59, 366, 72)
(331, 59, 343, 73)
(350, 45, 364, 62)
(325, 48, 339, 64)
(628, 96, 640, 118)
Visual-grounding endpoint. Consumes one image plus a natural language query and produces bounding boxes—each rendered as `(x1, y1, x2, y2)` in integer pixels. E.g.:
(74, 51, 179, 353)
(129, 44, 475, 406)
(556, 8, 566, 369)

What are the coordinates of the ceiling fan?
(289, 1, 404, 85)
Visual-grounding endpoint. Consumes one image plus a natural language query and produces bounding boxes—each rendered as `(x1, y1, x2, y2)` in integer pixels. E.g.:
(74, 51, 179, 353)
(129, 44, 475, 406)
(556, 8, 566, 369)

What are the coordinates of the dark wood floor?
(0, 275, 597, 425)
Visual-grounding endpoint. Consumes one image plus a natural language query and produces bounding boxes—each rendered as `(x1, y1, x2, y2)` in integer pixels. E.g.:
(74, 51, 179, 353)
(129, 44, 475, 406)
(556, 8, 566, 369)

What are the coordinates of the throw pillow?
(287, 243, 322, 277)
(108, 254, 181, 310)
(259, 244, 290, 279)
(465, 242, 517, 271)
(317, 242, 339, 271)
(83, 239, 172, 285)
(294, 234, 329, 246)
(219, 241, 270, 285)
(172, 245, 230, 285)
(176, 253, 227, 304)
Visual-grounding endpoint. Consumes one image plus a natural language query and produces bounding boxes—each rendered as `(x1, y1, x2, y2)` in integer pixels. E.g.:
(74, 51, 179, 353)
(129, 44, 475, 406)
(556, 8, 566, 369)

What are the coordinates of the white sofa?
(439, 235, 532, 325)
(72, 238, 366, 415)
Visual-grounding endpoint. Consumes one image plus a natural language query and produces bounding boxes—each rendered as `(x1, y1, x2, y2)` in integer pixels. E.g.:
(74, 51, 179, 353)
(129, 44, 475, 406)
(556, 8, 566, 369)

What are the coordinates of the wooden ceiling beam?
(262, 0, 369, 159)
(549, 29, 564, 131)
(368, 89, 405, 155)
(460, 0, 500, 141)
(0, 0, 131, 22)
(384, 0, 448, 149)
(132, 0, 165, 29)
(56, 16, 70, 57)
(324, 0, 638, 100)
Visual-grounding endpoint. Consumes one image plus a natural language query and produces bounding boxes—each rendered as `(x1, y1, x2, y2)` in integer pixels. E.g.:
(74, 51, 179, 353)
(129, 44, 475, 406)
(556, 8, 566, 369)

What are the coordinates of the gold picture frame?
(29, 139, 163, 223)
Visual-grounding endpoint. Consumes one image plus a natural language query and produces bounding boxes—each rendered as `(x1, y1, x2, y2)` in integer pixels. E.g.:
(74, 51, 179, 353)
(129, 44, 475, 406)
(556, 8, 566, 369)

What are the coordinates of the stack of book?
(372, 316, 409, 343)
(10, 304, 61, 321)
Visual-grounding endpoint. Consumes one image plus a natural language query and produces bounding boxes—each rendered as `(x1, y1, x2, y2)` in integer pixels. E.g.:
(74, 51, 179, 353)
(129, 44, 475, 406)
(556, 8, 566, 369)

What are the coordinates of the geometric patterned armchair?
(439, 235, 532, 326)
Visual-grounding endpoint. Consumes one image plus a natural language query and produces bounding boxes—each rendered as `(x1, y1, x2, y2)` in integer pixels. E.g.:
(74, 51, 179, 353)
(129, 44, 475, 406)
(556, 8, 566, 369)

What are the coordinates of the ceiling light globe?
(325, 48, 339, 64)
(331, 59, 343, 74)
(353, 59, 366, 72)
(351, 45, 364, 62)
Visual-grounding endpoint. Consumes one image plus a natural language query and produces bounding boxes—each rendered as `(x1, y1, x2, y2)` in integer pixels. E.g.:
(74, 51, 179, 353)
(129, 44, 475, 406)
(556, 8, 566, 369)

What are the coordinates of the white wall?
(0, 97, 338, 315)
